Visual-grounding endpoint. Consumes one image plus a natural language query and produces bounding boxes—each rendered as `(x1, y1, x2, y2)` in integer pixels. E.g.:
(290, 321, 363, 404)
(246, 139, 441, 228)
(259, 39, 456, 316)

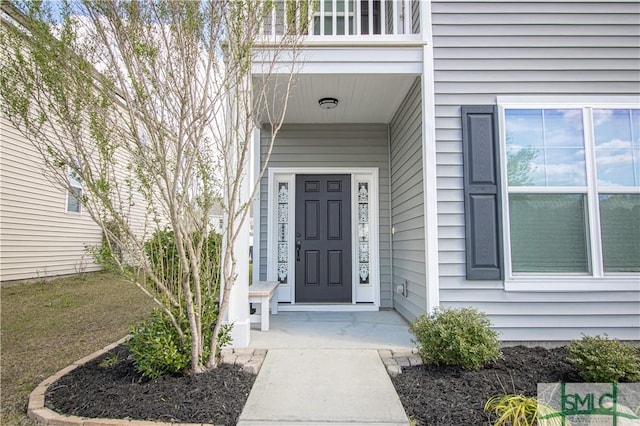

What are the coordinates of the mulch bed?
(391, 345, 582, 426)
(45, 344, 255, 425)
(46, 344, 625, 426)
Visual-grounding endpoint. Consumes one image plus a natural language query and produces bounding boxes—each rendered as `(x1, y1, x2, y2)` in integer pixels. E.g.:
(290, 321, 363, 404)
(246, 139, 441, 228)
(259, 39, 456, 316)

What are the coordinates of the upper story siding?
(432, 1, 639, 106)
(431, 1, 640, 340)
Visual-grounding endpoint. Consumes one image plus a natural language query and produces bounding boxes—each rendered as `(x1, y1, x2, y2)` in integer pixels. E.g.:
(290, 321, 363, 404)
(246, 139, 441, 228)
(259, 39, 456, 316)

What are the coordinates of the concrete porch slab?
(248, 310, 414, 350)
(237, 349, 409, 425)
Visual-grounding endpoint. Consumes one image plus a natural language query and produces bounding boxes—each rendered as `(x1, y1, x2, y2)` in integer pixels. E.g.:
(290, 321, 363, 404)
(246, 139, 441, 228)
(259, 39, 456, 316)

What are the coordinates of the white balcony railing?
(262, 0, 421, 38)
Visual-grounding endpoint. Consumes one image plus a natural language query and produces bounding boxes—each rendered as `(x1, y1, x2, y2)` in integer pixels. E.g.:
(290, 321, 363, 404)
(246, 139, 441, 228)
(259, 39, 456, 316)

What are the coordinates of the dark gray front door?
(295, 174, 352, 303)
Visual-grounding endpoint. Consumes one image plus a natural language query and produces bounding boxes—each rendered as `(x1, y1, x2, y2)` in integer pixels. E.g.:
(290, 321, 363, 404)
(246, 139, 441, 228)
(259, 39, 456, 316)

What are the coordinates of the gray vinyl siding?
(258, 124, 392, 307)
(389, 78, 426, 321)
(432, 1, 640, 340)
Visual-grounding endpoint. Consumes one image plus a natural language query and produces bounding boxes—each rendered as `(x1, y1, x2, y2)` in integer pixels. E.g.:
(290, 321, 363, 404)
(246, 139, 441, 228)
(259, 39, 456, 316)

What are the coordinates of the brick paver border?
(378, 348, 422, 376)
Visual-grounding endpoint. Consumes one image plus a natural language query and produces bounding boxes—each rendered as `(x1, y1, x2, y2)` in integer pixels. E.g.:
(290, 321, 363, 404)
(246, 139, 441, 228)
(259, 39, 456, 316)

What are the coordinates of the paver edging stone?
(378, 348, 422, 377)
(27, 337, 266, 426)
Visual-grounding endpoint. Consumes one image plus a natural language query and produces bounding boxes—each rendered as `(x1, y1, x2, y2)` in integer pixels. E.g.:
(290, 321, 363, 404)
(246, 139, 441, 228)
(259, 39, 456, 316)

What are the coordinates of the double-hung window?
(499, 98, 639, 290)
(66, 165, 82, 213)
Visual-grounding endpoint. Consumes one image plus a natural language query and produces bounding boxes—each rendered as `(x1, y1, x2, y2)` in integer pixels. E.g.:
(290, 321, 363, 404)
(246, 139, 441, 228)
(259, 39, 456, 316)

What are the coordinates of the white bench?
(249, 281, 279, 331)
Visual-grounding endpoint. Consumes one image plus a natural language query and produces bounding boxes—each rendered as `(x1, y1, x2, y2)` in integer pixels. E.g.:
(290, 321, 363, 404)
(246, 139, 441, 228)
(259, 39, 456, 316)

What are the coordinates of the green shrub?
(127, 303, 232, 378)
(409, 307, 501, 370)
(88, 220, 125, 272)
(126, 229, 230, 378)
(567, 334, 640, 383)
(144, 229, 221, 290)
(126, 309, 192, 378)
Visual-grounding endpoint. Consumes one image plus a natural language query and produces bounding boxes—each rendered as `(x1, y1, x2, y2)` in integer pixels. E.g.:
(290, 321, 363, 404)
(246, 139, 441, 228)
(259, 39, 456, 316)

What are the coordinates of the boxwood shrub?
(410, 307, 501, 370)
(567, 334, 640, 383)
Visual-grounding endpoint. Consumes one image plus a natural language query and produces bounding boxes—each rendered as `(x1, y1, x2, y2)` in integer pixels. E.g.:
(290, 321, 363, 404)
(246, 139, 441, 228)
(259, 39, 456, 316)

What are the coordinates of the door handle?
(296, 240, 302, 262)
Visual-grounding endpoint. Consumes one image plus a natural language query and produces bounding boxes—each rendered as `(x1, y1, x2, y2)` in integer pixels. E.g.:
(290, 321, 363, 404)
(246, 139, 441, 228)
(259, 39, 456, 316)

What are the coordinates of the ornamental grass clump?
(484, 394, 566, 426)
(567, 334, 640, 383)
(409, 307, 501, 370)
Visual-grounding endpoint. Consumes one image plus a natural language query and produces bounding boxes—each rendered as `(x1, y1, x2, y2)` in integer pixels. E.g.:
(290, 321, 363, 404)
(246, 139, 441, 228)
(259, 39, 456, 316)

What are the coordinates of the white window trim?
(266, 167, 380, 309)
(497, 96, 640, 292)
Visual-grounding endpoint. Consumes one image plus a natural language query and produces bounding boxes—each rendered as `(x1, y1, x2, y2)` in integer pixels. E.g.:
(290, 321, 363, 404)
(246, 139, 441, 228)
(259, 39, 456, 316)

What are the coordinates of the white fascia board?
(252, 46, 425, 75)
(251, 61, 423, 75)
(294, 62, 423, 74)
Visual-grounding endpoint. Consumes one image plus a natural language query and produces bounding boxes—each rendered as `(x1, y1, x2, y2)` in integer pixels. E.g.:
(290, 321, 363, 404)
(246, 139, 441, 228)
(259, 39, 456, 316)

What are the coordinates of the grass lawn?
(1, 271, 156, 425)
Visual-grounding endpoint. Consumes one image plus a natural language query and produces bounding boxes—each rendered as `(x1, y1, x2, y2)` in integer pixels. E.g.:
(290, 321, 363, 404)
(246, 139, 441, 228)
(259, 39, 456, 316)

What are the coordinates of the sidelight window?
(357, 182, 370, 284)
(277, 182, 289, 283)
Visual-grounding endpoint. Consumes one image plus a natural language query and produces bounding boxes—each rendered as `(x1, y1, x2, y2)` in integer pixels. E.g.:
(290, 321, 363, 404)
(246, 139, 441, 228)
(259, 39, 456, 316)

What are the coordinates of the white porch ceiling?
(258, 74, 418, 124)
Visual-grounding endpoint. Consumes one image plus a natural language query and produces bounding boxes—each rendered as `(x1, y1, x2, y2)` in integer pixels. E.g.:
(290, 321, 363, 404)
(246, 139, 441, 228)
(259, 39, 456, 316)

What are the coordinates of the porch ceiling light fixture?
(318, 97, 339, 110)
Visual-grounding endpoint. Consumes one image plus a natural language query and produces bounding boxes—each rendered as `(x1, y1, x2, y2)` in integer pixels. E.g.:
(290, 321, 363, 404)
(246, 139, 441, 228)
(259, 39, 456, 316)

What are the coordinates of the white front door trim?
(267, 167, 380, 310)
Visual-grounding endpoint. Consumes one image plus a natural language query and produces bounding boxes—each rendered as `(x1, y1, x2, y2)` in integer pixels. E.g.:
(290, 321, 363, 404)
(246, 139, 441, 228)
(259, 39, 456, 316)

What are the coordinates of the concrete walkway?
(248, 310, 415, 350)
(238, 311, 413, 425)
(28, 311, 415, 425)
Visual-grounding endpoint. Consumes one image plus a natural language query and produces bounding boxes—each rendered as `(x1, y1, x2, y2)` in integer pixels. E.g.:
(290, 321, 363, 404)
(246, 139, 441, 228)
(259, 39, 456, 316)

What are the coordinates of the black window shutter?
(461, 105, 503, 280)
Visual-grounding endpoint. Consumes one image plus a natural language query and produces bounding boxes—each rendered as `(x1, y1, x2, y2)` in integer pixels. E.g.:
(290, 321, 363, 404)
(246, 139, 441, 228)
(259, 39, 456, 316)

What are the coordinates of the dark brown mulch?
(45, 344, 255, 426)
(45, 345, 596, 426)
(391, 346, 582, 426)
